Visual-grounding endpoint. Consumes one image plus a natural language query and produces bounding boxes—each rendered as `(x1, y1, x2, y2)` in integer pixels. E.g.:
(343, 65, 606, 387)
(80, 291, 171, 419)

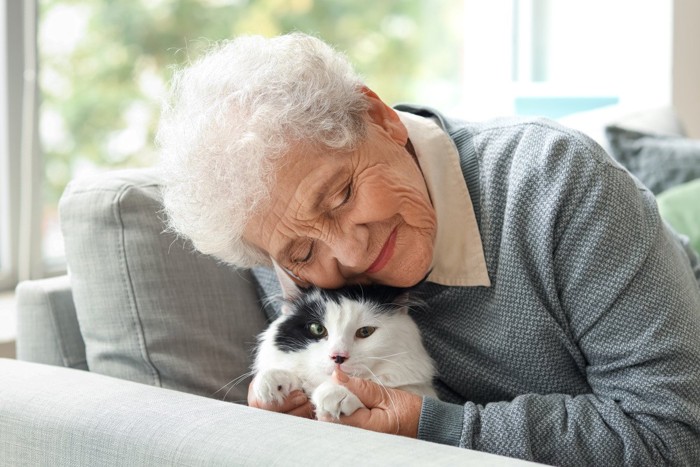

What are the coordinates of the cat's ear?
(271, 257, 302, 314)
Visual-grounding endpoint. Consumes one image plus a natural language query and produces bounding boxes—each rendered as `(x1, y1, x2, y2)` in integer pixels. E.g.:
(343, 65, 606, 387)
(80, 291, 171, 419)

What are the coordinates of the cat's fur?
(252, 267, 436, 420)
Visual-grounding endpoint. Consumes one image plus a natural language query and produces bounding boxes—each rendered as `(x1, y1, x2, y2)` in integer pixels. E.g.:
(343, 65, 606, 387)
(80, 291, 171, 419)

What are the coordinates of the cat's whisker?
(366, 351, 409, 361)
(365, 351, 410, 367)
(365, 357, 402, 366)
(222, 370, 258, 401)
(374, 351, 409, 359)
(212, 370, 256, 400)
(213, 373, 251, 397)
(359, 365, 390, 396)
(360, 364, 401, 433)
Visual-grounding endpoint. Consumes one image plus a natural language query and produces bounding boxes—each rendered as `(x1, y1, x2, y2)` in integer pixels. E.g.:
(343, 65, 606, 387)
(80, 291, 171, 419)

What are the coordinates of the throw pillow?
(657, 179, 700, 256)
(61, 168, 268, 403)
(604, 126, 700, 195)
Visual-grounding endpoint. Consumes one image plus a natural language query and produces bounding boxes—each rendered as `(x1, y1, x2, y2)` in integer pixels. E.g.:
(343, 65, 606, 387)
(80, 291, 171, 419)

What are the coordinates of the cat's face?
(273, 287, 410, 379)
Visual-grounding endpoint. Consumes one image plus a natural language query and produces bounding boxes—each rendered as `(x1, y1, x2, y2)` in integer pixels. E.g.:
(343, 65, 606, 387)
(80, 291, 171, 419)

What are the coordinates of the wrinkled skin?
(244, 89, 434, 437)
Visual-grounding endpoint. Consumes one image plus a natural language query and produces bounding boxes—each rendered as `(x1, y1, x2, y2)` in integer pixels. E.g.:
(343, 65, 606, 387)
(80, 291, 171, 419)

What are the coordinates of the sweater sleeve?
(418, 136, 700, 465)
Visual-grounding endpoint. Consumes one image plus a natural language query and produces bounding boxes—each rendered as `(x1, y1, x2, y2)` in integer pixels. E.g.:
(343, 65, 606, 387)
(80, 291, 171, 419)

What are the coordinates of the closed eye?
(342, 182, 353, 204)
(333, 182, 352, 210)
(293, 240, 314, 264)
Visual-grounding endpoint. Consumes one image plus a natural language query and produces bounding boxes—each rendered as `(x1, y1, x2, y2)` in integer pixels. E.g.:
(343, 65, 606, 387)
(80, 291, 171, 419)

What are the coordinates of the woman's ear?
(271, 258, 302, 314)
(361, 86, 408, 145)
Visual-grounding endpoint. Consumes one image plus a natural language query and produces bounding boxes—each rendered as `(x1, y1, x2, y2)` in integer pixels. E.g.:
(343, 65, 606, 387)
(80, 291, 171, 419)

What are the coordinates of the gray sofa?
(1, 169, 533, 466)
(3, 105, 694, 466)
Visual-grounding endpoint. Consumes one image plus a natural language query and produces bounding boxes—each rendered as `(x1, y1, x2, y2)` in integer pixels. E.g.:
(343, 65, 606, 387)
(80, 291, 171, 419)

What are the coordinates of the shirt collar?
(397, 110, 491, 287)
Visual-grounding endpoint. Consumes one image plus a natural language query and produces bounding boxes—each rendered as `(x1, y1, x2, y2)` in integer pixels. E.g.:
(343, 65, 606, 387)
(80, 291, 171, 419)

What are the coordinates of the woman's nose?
(327, 223, 367, 269)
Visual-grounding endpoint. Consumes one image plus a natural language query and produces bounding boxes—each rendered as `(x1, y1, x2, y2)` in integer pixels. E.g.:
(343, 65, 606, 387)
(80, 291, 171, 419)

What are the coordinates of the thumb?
(332, 369, 384, 408)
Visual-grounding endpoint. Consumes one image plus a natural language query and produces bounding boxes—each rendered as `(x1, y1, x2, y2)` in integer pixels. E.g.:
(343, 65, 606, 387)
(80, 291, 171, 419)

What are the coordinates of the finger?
(337, 406, 390, 432)
(247, 378, 279, 410)
(249, 387, 309, 413)
(332, 375, 423, 437)
(286, 400, 315, 419)
(332, 369, 385, 408)
(337, 398, 422, 438)
(247, 380, 260, 407)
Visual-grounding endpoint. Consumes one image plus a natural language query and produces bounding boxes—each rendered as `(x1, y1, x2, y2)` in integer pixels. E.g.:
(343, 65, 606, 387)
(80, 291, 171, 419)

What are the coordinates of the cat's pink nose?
(331, 353, 348, 364)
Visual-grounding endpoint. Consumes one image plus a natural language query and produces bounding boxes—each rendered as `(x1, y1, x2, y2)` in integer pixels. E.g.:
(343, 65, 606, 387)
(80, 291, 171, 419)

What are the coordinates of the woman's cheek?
(355, 180, 402, 219)
(356, 169, 434, 227)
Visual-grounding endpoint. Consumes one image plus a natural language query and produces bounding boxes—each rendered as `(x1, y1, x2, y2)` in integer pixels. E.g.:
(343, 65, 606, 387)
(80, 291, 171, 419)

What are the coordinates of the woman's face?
(244, 100, 436, 289)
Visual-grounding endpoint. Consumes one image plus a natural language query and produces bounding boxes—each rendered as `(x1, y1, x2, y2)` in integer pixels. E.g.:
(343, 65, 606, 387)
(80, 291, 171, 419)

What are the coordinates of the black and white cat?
(252, 265, 436, 420)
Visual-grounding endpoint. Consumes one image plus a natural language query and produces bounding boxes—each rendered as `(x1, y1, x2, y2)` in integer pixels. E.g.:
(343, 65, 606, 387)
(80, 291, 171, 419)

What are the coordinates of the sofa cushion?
(60, 168, 268, 402)
(605, 126, 700, 195)
(558, 105, 685, 155)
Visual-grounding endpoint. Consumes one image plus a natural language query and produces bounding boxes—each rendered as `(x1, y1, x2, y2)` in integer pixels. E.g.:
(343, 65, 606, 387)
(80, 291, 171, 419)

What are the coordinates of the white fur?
(252, 295, 436, 420)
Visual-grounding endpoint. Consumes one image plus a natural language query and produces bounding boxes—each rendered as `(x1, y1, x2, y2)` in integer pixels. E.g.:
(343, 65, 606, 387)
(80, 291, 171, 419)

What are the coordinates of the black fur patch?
(318, 284, 410, 314)
(274, 291, 328, 352)
(273, 285, 413, 353)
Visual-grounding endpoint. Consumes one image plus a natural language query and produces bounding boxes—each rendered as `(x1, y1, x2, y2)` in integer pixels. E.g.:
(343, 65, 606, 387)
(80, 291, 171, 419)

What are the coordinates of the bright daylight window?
(460, 0, 671, 120)
(36, 0, 465, 270)
(1, 0, 669, 286)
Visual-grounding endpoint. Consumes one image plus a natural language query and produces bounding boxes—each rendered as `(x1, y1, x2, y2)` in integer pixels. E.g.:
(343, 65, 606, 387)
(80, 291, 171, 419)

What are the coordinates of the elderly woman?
(157, 33, 700, 465)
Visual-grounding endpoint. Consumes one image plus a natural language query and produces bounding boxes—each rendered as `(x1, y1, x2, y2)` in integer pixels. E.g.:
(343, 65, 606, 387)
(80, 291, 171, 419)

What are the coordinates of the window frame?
(0, 1, 21, 291)
(0, 0, 45, 292)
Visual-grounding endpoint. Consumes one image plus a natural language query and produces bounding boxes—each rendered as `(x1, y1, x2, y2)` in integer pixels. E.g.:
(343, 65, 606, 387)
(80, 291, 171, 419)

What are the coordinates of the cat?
(251, 264, 437, 420)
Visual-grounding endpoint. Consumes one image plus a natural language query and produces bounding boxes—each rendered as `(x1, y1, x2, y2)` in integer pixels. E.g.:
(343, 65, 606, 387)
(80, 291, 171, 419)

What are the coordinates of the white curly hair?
(157, 33, 369, 267)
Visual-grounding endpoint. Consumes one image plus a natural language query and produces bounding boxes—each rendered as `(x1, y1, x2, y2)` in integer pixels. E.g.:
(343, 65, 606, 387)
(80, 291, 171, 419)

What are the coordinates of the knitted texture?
(253, 108, 700, 466)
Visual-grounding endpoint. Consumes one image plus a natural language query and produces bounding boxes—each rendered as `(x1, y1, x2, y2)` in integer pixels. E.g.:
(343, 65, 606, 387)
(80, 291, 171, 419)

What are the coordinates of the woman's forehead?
(275, 152, 351, 202)
(244, 153, 350, 250)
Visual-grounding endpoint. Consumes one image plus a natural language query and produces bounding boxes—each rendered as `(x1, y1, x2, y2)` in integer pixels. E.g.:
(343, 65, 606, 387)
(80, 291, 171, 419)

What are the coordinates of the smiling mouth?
(366, 227, 398, 274)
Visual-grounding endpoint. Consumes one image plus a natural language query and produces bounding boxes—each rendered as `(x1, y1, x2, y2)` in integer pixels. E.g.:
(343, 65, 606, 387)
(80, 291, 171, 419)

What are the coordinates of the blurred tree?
(38, 0, 463, 206)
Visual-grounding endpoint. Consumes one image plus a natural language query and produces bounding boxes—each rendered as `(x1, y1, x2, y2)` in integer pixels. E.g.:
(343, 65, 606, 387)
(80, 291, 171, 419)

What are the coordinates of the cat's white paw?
(312, 381, 365, 420)
(252, 369, 302, 405)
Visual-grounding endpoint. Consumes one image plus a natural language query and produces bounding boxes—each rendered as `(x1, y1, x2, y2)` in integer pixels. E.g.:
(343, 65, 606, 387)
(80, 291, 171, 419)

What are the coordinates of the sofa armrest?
(15, 275, 87, 369)
(0, 359, 537, 466)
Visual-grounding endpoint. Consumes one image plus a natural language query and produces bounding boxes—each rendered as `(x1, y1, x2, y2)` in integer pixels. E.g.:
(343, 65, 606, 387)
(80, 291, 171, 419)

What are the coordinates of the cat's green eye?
(355, 326, 377, 338)
(308, 323, 327, 338)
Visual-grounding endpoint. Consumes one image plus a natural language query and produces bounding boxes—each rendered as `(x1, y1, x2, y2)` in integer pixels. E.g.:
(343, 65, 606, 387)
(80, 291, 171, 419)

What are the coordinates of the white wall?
(673, 0, 700, 138)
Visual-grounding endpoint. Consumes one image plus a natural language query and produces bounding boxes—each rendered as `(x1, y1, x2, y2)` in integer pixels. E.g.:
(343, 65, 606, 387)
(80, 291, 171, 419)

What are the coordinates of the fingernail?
(335, 369, 349, 383)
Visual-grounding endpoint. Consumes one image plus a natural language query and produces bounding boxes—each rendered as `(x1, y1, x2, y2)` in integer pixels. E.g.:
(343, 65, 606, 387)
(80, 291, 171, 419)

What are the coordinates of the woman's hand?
(247, 379, 315, 419)
(321, 369, 423, 438)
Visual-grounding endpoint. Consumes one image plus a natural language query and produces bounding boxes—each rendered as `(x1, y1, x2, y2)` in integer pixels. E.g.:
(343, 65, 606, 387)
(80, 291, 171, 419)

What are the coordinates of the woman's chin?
(382, 253, 432, 287)
(379, 265, 431, 287)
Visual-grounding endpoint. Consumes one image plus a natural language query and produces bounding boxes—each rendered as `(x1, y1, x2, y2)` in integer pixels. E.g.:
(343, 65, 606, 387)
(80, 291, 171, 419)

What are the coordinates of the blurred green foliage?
(39, 0, 463, 205)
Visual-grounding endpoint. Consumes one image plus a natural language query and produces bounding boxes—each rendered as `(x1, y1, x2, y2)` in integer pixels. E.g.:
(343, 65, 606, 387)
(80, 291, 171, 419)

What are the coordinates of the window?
(1, 0, 674, 292)
(460, 0, 672, 120)
(35, 0, 466, 276)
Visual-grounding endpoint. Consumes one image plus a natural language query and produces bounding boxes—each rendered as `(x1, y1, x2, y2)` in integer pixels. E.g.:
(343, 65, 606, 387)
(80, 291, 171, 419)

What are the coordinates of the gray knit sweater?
(253, 106, 700, 466)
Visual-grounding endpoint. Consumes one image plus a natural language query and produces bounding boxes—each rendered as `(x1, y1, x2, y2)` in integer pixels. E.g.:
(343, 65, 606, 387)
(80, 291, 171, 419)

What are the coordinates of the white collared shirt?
(397, 111, 491, 287)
